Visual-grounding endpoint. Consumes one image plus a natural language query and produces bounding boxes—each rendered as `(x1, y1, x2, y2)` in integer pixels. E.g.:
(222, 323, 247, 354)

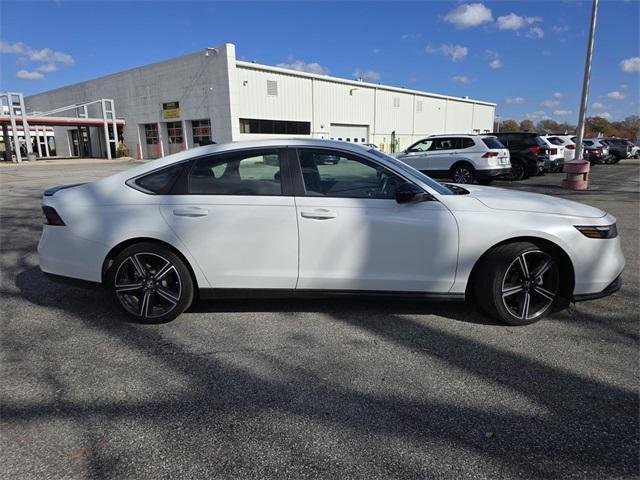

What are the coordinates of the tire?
(474, 242, 561, 326)
(451, 163, 475, 184)
(507, 160, 525, 181)
(477, 178, 493, 186)
(106, 242, 194, 324)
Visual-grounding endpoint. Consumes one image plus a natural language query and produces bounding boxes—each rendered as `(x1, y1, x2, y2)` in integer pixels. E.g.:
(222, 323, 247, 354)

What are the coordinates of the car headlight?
(575, 224, 618, 239)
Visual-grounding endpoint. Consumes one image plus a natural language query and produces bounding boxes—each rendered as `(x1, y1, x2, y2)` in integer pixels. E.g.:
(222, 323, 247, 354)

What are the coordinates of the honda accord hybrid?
(39, 139, 624, 325)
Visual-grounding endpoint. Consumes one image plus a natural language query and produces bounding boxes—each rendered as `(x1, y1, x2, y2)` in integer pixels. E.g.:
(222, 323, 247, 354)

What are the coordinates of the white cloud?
(36, 63, 57, 73)
(401, 33, 421, 40)
(485, 49, 503, 69)
(592, 102, 605, 109)
(620, 57, 640, 72)
(0, 40, 26, 54)
(276, 58, 330, 75)
(452, 75, 473, 84)
(598, 112, 612, 119)
(16, 69, 44, 80)
(444, 3, 493, 28)
(497, 13, 541, 30)
(527, 26, 545, 38)
(372, 48, 382, 55)
(553, 92, 564, 98)
(554, 110, 572, 116)
(552, 25, 569, 32)
(426, 44, 468, 62)
(0, 40, 74, 79)
(607, 91, 625, 100)
(541, 100, 560, 108)
(353, 68, 381, 82)
(620, 84, 628, 89)
(506, 97, 526, 104)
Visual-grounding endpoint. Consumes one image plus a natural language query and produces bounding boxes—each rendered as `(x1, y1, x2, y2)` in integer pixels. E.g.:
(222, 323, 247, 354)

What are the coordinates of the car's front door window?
(297, 149, 403, 199)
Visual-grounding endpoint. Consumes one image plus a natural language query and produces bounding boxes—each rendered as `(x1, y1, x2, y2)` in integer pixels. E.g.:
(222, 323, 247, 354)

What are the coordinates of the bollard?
(561, 160, 590, 190)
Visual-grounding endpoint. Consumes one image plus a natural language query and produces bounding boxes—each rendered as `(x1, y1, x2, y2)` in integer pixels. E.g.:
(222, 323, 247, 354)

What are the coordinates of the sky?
(0, 0, 639, 123)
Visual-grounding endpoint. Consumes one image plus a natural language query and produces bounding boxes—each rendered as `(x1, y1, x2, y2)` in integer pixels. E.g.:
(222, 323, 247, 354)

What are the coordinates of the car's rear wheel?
(507, 160, 525, 181)
(474, 242, 560, 326)
(106, 242, 194, 324)
(451, 163, 475, 184)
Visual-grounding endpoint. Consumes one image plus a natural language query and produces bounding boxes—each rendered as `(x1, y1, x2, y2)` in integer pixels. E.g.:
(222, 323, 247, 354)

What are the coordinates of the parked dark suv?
(492, 132, 549, 180)
(601, 138, 631, 163)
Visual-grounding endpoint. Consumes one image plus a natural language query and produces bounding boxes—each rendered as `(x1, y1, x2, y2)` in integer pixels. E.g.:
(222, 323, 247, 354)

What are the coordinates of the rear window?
(133, 163, 185, 194)
(547, 137, 565, 146)
(481, 137, 504, 149)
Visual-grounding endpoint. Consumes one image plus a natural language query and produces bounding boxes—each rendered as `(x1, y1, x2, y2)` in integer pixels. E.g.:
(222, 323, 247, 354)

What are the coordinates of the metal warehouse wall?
(25, 45, 239, 158)
(235, 63, 496, 150)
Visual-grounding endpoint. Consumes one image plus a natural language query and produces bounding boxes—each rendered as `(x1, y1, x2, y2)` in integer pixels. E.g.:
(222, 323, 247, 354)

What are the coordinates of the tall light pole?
(574, 0, 599, 161)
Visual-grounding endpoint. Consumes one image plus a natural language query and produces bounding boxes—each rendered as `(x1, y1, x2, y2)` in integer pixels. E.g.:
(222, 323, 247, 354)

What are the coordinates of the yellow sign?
(162, 101, 180, 119)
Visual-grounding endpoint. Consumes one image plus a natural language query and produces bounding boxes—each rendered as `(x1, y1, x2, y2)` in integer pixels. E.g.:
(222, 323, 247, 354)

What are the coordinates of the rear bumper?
(573, 275, 622, 302)
(476, 166, 511, 180)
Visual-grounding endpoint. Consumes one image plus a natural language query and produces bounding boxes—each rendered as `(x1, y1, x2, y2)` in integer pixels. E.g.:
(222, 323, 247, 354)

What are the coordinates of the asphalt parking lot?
(1, 158, 638, 479)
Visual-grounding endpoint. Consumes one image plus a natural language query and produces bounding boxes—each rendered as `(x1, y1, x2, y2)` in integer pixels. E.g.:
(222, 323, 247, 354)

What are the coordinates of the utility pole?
(574, 0, 599, 161)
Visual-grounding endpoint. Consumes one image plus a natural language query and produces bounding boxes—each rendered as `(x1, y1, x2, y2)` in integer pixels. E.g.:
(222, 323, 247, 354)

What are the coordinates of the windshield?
(367, 149, 452, 195)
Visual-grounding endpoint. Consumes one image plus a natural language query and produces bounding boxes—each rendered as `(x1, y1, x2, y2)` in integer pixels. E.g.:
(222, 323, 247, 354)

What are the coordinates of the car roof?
(427, 133, 482, 138)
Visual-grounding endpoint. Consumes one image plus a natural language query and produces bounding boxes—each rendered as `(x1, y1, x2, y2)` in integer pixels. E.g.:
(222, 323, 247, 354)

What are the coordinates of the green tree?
(498, 119, 519, 132)
(536, 119, 560, 133)
(519, 119, 535, 131)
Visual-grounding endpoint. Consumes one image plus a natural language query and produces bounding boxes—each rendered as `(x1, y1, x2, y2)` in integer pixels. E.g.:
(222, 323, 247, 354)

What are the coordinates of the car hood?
(459, 184, 606, 218)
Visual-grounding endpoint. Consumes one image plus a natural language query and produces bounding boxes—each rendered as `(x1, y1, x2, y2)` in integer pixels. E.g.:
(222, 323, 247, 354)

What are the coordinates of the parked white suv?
(395, 134, 511, 184)
(539, 136, 566, 173)
(545, 135, 576, 162)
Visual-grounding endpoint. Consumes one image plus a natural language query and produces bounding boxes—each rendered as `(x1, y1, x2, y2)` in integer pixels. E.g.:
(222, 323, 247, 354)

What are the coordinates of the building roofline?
(236, 60, 496, 107)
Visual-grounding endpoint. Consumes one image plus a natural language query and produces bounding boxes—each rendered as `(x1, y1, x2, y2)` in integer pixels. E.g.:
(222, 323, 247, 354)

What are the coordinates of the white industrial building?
(24, 43, 496, 159)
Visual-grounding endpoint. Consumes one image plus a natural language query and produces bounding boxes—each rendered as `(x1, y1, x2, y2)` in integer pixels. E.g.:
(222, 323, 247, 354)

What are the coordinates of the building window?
(192, 119, 212, 146)
(166, 121, 183, 144)
(239, 118, 311, 135)
(267, 80, 278, 96)
(144, 123, 159, 145)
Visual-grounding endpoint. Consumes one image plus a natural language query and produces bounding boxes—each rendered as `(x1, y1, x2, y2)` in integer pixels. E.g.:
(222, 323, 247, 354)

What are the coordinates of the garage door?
(329, 124, 369, 144)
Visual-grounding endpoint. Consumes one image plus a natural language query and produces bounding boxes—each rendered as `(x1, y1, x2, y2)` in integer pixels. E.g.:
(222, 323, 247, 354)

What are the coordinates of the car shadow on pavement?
(5, 265, 639, 478)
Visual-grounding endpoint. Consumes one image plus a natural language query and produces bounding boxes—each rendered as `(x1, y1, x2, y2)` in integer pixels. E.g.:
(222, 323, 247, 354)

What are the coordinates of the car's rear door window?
(188, 150, 283, 195)
(460, 137, 475, 149)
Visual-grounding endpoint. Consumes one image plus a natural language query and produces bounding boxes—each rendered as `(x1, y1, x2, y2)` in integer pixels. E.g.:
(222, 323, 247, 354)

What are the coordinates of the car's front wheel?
(106, 242, 194, 324)
(474, 242, 561, 325)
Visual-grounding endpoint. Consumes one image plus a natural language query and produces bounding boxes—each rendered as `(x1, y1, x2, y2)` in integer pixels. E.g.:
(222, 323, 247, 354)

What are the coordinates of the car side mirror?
(395, 182, 426, 204)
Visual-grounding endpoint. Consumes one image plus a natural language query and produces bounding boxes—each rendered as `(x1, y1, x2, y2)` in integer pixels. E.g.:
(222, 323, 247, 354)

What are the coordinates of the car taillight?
(550, 148, 557, 155)
(42, 206, 65, 226)
(566, 144, 576, 150)
(529, 146, 541, 155)
(482, 151, 498, 158)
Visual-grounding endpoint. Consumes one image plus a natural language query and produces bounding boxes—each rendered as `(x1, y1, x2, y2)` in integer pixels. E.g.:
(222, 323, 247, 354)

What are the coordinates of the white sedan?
(39, 139, 624, 326)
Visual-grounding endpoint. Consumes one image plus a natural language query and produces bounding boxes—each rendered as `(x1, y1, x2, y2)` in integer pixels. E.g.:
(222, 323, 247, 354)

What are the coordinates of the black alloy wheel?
(107, 243, 194, 323)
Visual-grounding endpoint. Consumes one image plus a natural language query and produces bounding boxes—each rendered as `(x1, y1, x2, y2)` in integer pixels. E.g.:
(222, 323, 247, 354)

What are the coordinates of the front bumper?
(476, 166, 511, 180)
(573, 275, 622, 302)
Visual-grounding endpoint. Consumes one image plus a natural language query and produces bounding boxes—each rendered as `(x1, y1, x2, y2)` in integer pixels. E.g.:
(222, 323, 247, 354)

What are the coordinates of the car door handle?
(300, 209, 337, 220)
(172, 207, 209, 217)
